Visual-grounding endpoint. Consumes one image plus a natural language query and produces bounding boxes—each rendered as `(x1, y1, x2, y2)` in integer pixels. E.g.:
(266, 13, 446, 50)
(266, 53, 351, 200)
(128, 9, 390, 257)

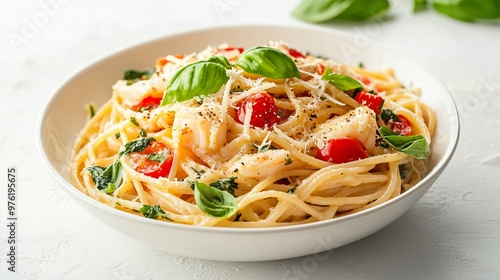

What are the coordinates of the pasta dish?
(70, 42, 435, 227)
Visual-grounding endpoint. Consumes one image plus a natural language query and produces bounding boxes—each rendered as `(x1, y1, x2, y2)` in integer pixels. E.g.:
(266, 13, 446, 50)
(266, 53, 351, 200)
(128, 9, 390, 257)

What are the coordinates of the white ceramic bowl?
(38, 25, 459, 261)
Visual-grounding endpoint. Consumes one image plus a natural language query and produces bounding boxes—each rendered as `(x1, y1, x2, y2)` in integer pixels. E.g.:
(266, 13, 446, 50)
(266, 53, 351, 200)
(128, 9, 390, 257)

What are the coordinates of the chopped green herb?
(380, 109, 400, 123)
(130, 117, 139, 126)
(253, 143, 277, 153)
(358, 62, 364, 68)
(89, 104, 96, 118)
(115, 132, 120, 139)
(139, 129, 147, 137)
(140, 205, 172, 220)
(123, 70, 154, 85)
(209, 177, 238, 196)
(87, 160, 123, 194)
(285, 157, 293, 165)
(234, 213, 242, 222)
(287, 185, 298, 194)
(147, 152, 166, 164)
(119, 137, 155, 157)
(191, 167, 206, 179)
(399, 165, 407, 179)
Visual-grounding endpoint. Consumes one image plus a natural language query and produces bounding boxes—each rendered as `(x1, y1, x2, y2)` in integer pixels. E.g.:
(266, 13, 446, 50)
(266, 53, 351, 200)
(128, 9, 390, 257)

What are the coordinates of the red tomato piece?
(235, 92, 281, 129)
(219, 47, 244, 54)
(317, 137, 369, 164)
(360, 76, 371, 85)
(288, 48, 305, 59)
(388, 114, 412, 136)
(131, 96, 163, 112)
(316, 63, 326, 75)
(354, 91, 384, 114)
(127, 141, 173, 179)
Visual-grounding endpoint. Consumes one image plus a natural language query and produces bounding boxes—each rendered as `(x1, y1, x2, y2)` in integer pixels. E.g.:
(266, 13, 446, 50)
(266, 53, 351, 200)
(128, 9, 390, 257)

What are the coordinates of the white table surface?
(1, 0, 499, 279)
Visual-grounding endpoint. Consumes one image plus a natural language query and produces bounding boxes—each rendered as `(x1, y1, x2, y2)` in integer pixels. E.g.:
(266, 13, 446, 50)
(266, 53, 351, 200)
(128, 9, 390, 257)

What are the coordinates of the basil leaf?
(207, 55, 232, 70)
(194, 180, 237, 218)
(292, 0, 390, 23)
(209, 177, 238, 196)
(292, 0, 351, 23)
(322, 68, 363, 92)
(119, 137, 155, 157)
(431, 0, 500, 22)
(235, 46, 301, 79)
(160, 61, 229, 105)
(380, 109, 400, 123)
(413, 0, 428, 12)
(87, 160, 122, 194)
(379, 126, 430, 159)
(140, 205, 172, 220)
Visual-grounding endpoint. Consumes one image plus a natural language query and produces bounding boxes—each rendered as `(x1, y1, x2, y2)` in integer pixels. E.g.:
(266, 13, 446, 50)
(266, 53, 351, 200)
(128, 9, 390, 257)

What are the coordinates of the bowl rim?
(37, 23, 460, 234)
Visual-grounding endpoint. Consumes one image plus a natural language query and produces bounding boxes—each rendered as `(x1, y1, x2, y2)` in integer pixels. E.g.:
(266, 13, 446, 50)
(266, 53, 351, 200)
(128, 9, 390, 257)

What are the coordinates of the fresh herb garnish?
(124, 70, 154, 85)
(140, 205, 172, 220)
(115, 132, 120, 139)
(139, 129, 147, 137)
(147, 152, 166, 164)
(235, 46, 301, 79)
(119, 137, 155, 157)
(193, 180, 238, 218)
(130, 117, 139, 126)
(87, 160, 122, 194)
(160, 60, 229, 105)
(428, 0, 500, 22)
(380, 109, 400, 123)
(285, 156, 293, 165)
(253, 143, 277, 153)
(322, 68, 364, 92)
(191, 167, 206, 179)
(209, 177, 238, 196)
(292, 0, 390, 23)
(287, 185, 298, 194)
(207, 55, 232, 70)
(379, 126, 430, 159)
(89, 104, 96, 118)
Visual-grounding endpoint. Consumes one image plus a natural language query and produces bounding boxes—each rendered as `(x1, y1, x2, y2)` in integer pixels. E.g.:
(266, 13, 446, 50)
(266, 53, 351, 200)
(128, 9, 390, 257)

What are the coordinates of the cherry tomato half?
(288, 48, 306, 59)
(235, 92, 281, 129)
(218, 46, 244, 54)
(316, 63, 326, 75)
(127, 141, 173, 178)
(317, 137, 369, 164)
(354, 91, 384, 114)
(131, 96, 163, 112)
(387, 114, 412, 136)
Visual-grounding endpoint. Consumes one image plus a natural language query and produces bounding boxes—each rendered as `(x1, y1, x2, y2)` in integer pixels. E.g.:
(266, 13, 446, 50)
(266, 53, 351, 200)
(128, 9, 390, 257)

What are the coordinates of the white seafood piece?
(227, 149, 298, 180)
(172, 102, 227, 158)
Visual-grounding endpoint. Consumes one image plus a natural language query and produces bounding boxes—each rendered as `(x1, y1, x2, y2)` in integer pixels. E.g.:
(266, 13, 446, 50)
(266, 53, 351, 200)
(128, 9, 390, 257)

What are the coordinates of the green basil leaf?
(160, 61, 229, 105)
(413, 0, 428, 12)
(140, 205, 172, 220)
(379, 126, 430, 159)
(119, 137, 155, 157)
(207, 55, 232, 70)
(336, 0, 390, 21)
(87, 160, 122, 194)
(292, 0, 390, 23)
(235, 46, 301, 79)
(322, 68, 363, 92)
(194, 180, 237, 218)
(431, 0, 500, 22)
(380, 109, 400, 123)
(292, 0, 351, 23)
(209, 177, 238, 196)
